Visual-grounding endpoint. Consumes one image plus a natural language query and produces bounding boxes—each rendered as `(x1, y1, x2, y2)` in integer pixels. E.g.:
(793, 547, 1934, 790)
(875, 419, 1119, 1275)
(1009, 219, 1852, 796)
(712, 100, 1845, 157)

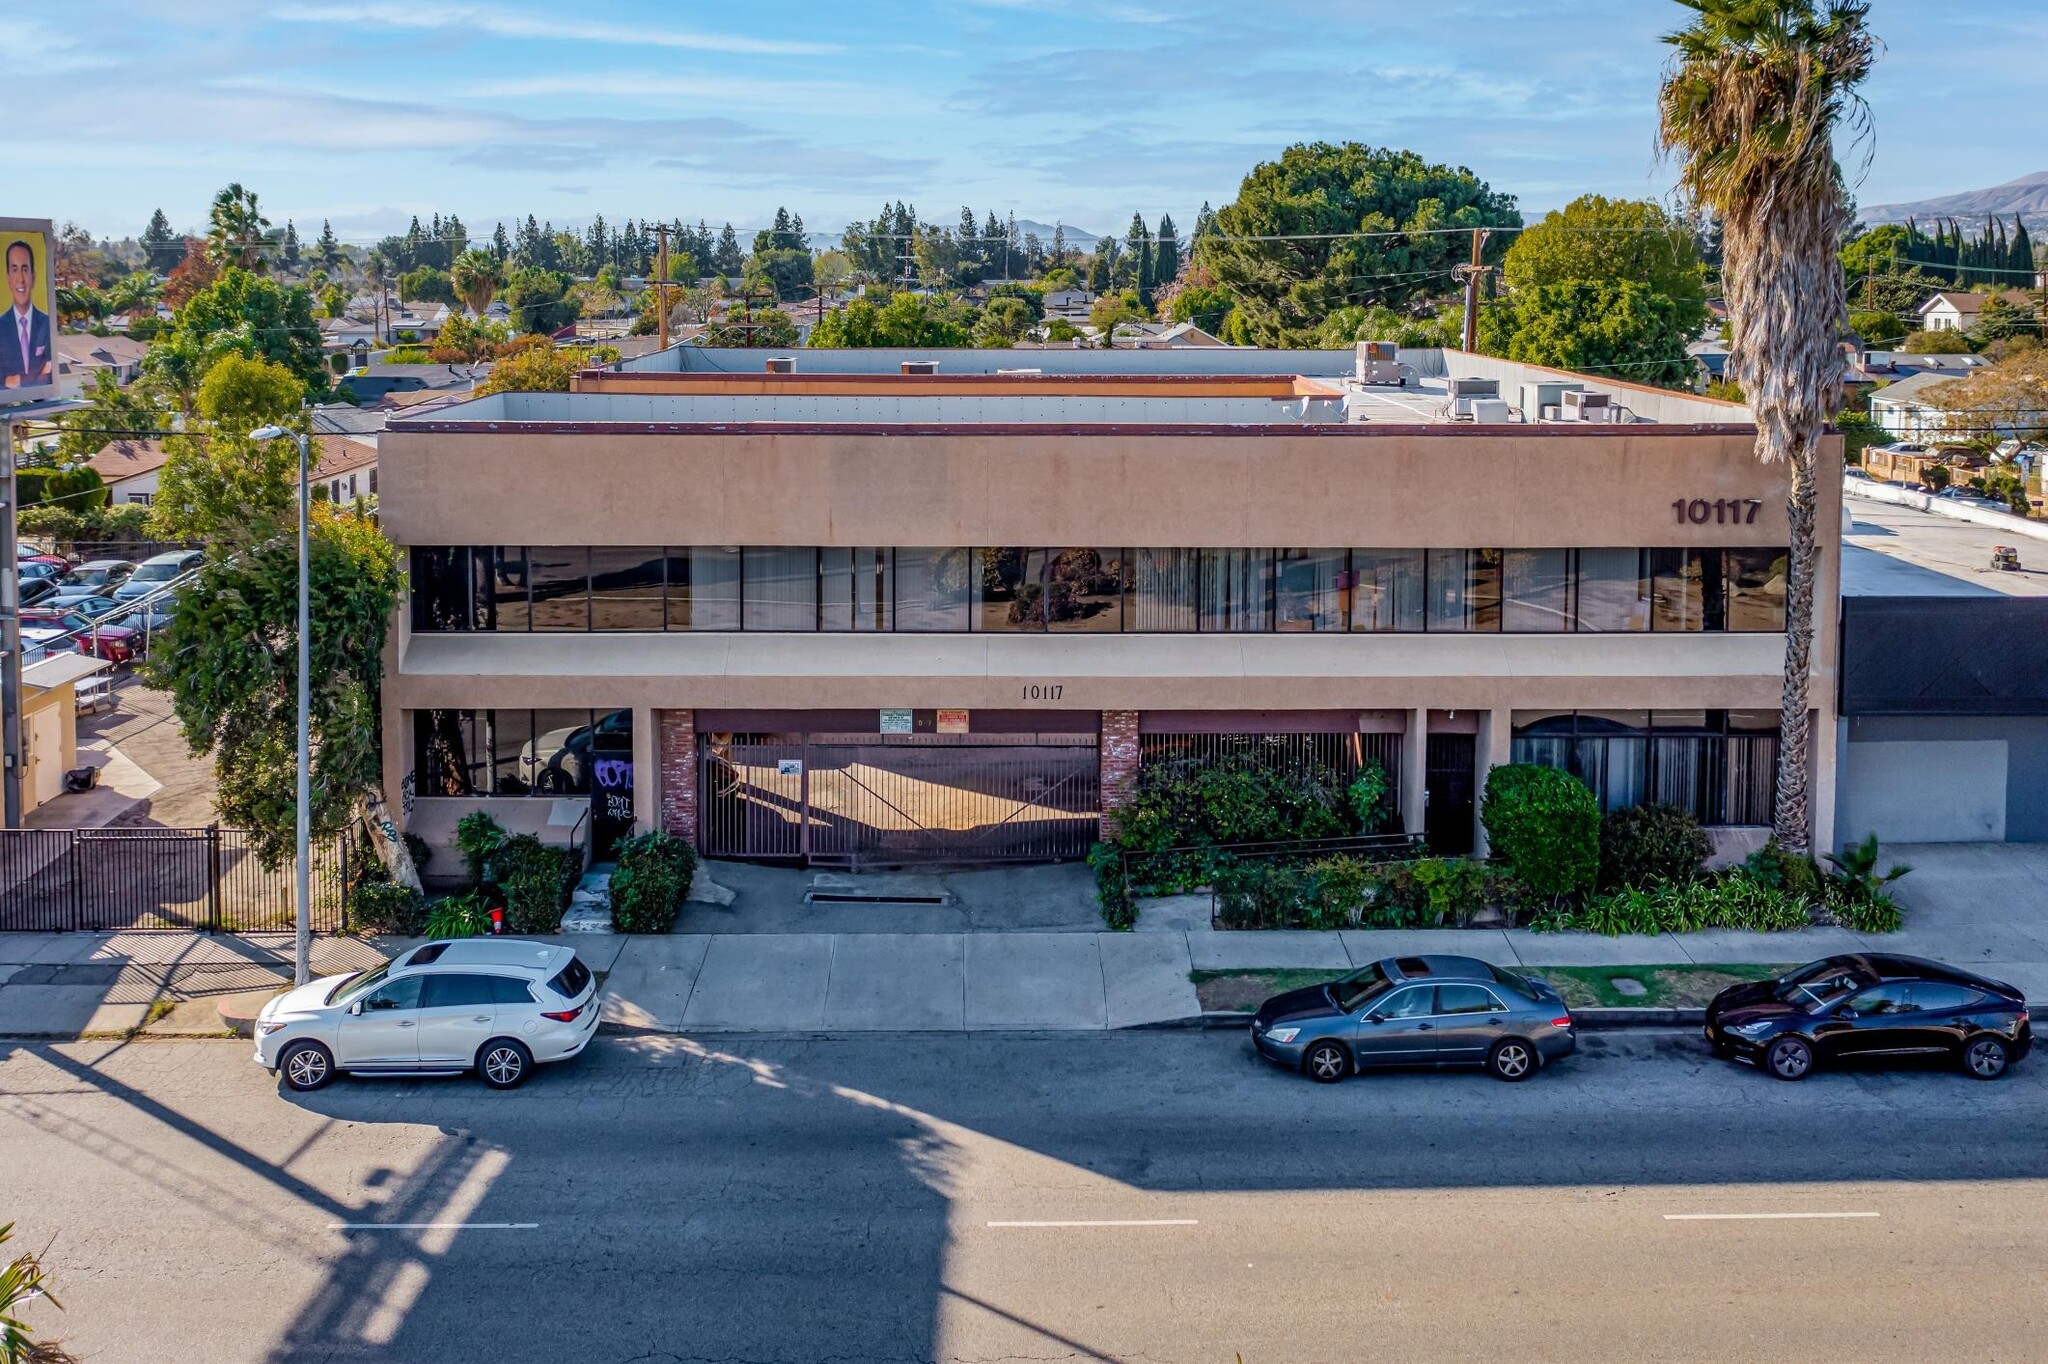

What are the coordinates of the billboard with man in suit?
(0, 220, 56, 400)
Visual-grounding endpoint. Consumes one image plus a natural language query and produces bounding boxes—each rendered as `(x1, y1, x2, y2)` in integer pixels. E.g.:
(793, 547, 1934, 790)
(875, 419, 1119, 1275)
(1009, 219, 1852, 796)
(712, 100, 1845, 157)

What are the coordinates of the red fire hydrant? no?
(489, 907, 506, 935)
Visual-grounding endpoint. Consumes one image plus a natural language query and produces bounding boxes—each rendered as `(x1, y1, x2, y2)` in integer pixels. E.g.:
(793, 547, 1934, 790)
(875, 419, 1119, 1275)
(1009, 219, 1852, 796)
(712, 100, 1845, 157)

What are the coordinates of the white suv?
(254, 939, 599, 1092)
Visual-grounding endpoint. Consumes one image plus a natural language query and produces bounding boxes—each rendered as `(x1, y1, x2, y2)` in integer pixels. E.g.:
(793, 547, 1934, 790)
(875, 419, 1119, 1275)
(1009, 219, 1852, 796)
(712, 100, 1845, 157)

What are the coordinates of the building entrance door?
(1424, 734, 1477, 856)
(699, 733, 1099, 866)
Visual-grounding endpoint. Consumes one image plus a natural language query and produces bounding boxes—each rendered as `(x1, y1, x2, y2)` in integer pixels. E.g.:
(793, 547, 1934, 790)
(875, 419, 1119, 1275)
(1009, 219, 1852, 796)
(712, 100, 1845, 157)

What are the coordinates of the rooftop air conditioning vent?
(1446, 377, 1500, 417)
(1355, 340, 1403, 385)
(1561, 389, 1613, 422)
(764, 357, 795, 373)
(901, 360, 939, 375)
(1470, 398, 1514, 424)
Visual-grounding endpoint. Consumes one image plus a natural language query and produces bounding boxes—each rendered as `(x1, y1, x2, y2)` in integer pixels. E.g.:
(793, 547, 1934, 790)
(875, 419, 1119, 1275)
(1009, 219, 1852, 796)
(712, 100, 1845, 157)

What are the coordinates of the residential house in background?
(312, 435, 378, 504)
(84, 439, 173, 505)
(1916, 290, 2042, 333)
(1042, 288, 1095, 324)
(55, 335, 149, 397)
(1870, 367, 2048, 445)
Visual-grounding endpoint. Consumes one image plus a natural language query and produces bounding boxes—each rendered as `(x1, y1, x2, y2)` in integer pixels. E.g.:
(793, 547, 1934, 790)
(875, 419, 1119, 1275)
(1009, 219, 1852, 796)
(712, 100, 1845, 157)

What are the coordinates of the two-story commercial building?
(378, 344, 1839, 873)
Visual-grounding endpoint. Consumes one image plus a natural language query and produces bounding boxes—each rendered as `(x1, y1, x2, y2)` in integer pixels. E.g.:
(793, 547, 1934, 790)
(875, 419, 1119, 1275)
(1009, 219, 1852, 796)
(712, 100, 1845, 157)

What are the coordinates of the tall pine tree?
(142, 208, 183, 274)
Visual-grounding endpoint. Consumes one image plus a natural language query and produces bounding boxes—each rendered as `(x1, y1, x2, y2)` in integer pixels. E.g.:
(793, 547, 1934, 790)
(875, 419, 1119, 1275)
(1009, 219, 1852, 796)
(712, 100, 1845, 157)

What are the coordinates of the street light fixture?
(252, 421, 313, 987)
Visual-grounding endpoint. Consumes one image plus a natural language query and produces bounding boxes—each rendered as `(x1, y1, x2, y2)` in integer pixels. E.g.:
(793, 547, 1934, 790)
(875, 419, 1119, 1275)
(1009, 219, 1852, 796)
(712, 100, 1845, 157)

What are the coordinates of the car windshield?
(1329, 963, 1392, 1013)
(131, 562, 181, 582)
(1773, 961, 1871, 1011)
(329, 963, 392, 1005)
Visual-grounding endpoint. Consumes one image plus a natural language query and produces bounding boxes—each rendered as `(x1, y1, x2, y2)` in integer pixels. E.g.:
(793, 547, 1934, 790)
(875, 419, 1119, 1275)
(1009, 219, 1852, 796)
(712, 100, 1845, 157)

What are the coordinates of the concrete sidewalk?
(3, 844, 2044, 1038)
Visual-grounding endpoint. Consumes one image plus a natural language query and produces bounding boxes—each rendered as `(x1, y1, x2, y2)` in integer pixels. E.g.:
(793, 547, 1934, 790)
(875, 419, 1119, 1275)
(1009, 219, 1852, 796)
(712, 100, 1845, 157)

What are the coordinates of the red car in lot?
(19, 607, 141, 664)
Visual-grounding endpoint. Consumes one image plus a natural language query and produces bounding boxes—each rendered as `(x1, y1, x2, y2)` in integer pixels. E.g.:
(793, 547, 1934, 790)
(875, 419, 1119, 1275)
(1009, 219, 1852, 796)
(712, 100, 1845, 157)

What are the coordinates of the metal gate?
(0, 827, 349, 933)
(699, 733, 1099, 866)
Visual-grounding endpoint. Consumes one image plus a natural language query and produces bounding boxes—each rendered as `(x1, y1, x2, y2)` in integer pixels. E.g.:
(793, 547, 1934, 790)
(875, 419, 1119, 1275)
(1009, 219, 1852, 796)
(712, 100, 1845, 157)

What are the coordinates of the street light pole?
(254, 422, 313, 986)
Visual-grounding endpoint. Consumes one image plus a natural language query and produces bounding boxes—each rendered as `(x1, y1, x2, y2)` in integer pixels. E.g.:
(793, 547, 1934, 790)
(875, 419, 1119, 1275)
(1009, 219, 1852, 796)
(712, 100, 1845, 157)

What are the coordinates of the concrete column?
(1401, 707, 1427, 836)
(657, 708, 698, 846)
(1099, 710, 1140, 840)
(631, 704, 657, 834)
(1813, 709, 1841, 854)
(1474, 706, 1513, 857)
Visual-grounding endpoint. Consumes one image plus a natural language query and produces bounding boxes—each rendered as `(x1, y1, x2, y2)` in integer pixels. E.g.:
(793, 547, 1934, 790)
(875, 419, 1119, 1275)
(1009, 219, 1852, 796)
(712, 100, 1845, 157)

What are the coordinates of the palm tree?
(1, 1223, 77, 1364)
(205, 182, 271, 272)
(450, 248, 504, 317)
(1658, 0, 1875, 853)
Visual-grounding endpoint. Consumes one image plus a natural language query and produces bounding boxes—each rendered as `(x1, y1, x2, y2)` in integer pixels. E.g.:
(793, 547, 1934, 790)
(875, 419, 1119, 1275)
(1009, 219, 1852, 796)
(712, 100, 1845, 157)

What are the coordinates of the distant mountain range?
(1860, 172, 2048, 229)
(805, 218, 1101, 252)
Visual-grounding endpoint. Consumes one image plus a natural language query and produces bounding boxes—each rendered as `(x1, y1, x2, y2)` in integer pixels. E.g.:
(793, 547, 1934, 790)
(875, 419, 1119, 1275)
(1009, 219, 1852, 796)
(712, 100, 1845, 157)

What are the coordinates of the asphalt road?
(3, 1029, 2045, 1363)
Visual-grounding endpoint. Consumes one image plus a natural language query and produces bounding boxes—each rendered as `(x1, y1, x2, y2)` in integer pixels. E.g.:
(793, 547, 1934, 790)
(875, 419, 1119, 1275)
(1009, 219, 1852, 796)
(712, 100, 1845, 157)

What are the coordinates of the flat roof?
(1842, 496, 2048, 598)
(392, 347, 1751, 432)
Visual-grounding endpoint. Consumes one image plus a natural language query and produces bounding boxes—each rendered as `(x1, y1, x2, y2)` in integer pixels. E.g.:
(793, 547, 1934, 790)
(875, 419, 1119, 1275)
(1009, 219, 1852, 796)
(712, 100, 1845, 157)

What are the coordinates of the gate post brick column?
(1099, 710, 1140, 840)
(658, 709, 698, 847)
(1401, 707, 1427, 837)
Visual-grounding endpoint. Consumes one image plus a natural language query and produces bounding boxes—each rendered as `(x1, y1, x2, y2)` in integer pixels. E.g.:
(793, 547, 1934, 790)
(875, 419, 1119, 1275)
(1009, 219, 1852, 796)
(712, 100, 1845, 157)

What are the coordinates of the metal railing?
(0, 826, 351, 933)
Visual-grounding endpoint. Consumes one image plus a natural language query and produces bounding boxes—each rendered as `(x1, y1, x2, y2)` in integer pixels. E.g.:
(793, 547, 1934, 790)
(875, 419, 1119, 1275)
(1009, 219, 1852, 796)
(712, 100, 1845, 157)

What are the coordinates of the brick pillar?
(658, 708, 698, 847)
(1099, 710, 1140, 841)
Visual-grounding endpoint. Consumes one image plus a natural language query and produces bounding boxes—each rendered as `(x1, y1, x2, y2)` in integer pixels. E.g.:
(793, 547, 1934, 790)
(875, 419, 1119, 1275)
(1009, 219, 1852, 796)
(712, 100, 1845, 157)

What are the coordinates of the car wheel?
(279, 1040, 335, 1092)
(1487, 1038, 1537, 1082)
(1765, 1036, 1814, 1081)
(1962, 1035, 2011, 1080)
(1302, 1040, 1349, 1084)
(477, 1038, 533, 1090)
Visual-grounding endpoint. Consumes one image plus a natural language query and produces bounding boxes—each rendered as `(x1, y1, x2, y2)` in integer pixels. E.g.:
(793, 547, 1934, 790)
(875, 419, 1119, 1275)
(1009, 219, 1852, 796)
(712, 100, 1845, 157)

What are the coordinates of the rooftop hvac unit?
(1470, 398, 1513, 424)
(1518, 380, 1583, 420)
(1561, 389, 1613, 422)
(900, 359, 939, 375)
(763, 356, 795, 373)
(1354, 340, 1403, 385)
(1446, 376, 1500, 416)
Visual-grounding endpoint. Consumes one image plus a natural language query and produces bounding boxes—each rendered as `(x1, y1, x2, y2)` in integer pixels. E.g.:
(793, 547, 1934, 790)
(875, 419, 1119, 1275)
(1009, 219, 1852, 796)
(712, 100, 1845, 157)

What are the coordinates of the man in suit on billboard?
(1, 238, 52, 389)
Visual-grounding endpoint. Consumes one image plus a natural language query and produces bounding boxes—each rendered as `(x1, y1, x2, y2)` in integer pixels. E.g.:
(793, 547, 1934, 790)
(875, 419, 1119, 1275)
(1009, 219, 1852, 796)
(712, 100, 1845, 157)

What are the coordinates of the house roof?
(311, 405, 391, 437)
(56, 335, 149, 370)
(85, 438, 173, 483)
(1867, 370, 1972, 407)
(312, 435, 379, 480)
(1919, 290, 2039, 317)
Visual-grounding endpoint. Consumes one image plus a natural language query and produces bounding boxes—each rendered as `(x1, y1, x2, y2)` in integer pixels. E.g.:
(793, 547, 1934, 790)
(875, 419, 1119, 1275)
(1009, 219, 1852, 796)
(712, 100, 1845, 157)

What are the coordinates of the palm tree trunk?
(1774, 437, 1819, 851)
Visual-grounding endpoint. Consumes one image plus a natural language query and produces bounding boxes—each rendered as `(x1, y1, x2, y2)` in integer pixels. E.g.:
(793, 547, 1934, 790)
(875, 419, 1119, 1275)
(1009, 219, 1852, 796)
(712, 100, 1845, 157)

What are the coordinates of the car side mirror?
(348, 1000, 363, 1016)
(1364, 1013, 1385, 1025)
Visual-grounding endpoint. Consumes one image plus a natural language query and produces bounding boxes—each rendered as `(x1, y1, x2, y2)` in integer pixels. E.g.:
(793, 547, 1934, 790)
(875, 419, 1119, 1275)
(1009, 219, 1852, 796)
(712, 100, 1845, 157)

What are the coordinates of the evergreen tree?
(2013, 217, 2035, 276)
(1193, 201, 1219, 240)
(1128, 212, 1152, 309)
(491, 221, 510, 262)
(314, 219, 340, 271)
(282, 220, 300, 271)
(143, 208, 183, 274)
(714, 223, 744, 277)
(1155, 213, 1180, 285)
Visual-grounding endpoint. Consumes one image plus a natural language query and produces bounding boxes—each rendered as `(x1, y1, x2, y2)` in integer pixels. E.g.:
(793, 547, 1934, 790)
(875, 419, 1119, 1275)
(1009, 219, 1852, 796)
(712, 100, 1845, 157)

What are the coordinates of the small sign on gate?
(878, 708, 914, 735)
(936, 709, 969, 734)
(776, 758, 804, 777)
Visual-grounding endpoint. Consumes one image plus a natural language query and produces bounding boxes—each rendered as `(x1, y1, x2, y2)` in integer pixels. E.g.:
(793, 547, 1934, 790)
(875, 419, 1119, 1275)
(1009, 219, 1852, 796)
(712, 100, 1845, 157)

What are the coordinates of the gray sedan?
(1251, 955, 1577, 1083)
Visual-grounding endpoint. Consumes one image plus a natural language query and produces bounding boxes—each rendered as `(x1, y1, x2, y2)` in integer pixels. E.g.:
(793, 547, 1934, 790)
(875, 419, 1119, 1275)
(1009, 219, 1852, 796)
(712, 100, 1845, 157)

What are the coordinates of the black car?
(1705, 954, 2030, 1081)
(1251, 955, 1577, 1083)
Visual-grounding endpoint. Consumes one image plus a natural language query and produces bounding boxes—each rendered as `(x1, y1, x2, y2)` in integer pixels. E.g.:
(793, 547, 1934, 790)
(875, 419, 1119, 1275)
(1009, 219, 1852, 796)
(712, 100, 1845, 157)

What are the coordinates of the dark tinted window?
(1437, 984, 1502, 1014)
(363, 976, 424, 1011)
(1909, 982, 1985, 1013)
(422, 974, 496, 1009)
(488, 975, 536, 1005)
(548, 957, 592, 1000)
(1377, 986, 1436, 1019)
(1329, 962, 1390, 1013)
(1845, 983, 1913, 1016)
(407, 943, 450, 966)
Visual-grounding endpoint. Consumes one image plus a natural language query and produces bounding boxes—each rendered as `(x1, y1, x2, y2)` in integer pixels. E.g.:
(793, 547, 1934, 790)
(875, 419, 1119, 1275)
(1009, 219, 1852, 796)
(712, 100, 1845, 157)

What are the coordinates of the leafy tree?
(1317, 302, 1460, 349)
(501, 267, 579, 334)
(704, 303, 800, 348)
(397, 265, 456, 307)
(318, 283, 347, 320)
(973, 296, 1036, 347)
(911, 226, 961, 289)
(1478, 280, 1695, 387)
(474, 342, 621, 395)
(449, 248, 504, 316)
(807, 292, 974, 347)
(159, 239, 219, 311)
(432, 312, 511, 361)
(150, 355, 306, 539)
(1090, 290, 1149, 345)
(148, 503, 401, 869)
(105, 271, 159, 322)
(205, 183, 271, 271)
(1897, 328, 1976, 354)
(1045, 318, 1083, 343)
(1201, 141, 1520, 346)
(1168, 284, 1233, 333)
(746, 247, 814, 301)
(146, 266, 325, 398)
(1659, 0, 1877, 852)
(1502, 194, 1709, 336)
(1922, 348, 2048, 443)
(54, 370, 169, 464)
(1972, 293, 2041, 343)
(1846, 309, 1907, 346)
(812, 249, 854, 299)
(142, 208, 183, 274)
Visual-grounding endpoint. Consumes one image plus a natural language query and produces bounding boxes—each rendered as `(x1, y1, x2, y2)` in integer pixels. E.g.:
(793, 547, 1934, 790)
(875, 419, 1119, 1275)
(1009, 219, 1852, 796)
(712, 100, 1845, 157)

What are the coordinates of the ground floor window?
(1510, 710, 1778, 825)
(414, 708, 632, 797)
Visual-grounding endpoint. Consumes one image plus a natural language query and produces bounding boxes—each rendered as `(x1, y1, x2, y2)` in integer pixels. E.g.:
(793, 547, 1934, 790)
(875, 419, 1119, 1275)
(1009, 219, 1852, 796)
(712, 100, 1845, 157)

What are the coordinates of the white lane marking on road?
(1663, 1212, 1880, 1221)
(987, 1219, 1198, 1228)
(331, 1223, 539, 1230)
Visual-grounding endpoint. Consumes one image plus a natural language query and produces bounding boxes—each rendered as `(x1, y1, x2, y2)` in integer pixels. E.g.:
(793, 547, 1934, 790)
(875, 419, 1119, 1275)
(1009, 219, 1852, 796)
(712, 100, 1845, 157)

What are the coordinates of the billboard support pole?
(2, 416, 22, 828)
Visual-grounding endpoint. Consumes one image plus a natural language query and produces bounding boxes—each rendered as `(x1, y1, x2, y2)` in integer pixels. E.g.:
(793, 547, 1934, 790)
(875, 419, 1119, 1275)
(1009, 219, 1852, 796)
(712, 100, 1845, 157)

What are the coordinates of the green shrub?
(454, 810, 507, 888)
(1346, 762, 1391, 833)
(1553, 870, 1811, 936)
(1089, 841, 1136, 930)
(349, 879, 425, 935)
(1303, 855, 1371, 929)
(609, 830, 698, 933)
(425, 890, 491, 939)
(1599, 802, 1711, 889)
(1822, 834, 1909, 933)
(1365, 856, 1507, 928)
(1743, 837, 1821, 900)
(1480, 765, 1600, 898)
(1213, 863, 1314, 930)
(492, 834, 579, 934)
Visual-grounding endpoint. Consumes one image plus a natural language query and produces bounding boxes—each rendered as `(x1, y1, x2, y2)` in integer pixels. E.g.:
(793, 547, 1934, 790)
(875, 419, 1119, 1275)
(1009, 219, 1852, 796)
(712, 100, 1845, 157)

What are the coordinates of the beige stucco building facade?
(379, 346, 1840, 870)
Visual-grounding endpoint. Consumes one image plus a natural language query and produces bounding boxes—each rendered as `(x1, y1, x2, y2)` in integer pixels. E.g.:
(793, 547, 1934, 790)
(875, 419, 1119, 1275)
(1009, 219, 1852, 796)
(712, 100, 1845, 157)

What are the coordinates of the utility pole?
(1454, 227, 1496, 354)
(654, 223, 672, 350)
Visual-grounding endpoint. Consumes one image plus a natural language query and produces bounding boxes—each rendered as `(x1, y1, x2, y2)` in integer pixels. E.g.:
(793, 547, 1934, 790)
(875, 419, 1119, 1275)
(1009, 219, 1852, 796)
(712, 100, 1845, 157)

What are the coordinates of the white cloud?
(269, 3, 842, 56)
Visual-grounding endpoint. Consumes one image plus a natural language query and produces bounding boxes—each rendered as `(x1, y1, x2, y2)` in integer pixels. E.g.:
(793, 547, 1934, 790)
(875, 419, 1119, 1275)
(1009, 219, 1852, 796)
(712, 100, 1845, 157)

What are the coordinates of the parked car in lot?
(19, 625, 81, 664)
(113, 549, 204, 604)
(60, 559, 137, 591)
(1705, 954, 2030, 1081)
(17, 576, 60, 607)
(16, 545, 69, 572)
(17, 560, 61, 582)
(19, 607, 140, 664)
(256, 938, 600, 1092)
(1252, 955, 1576, 1083)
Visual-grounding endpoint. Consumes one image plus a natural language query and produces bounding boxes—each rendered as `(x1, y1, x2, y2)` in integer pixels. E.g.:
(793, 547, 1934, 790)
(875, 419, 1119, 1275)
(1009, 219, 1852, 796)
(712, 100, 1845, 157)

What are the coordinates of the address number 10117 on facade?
(1674, 498, 1764, 525)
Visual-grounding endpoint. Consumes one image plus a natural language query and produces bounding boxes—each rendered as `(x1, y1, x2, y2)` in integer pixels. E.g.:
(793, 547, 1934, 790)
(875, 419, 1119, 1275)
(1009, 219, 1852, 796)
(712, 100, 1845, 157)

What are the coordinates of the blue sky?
(24, 0, 2047, 245)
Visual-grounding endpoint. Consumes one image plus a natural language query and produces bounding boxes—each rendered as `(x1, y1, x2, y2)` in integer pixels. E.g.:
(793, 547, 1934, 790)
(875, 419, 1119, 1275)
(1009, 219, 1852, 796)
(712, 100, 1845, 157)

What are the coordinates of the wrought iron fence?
(0, 826, 350, 933)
